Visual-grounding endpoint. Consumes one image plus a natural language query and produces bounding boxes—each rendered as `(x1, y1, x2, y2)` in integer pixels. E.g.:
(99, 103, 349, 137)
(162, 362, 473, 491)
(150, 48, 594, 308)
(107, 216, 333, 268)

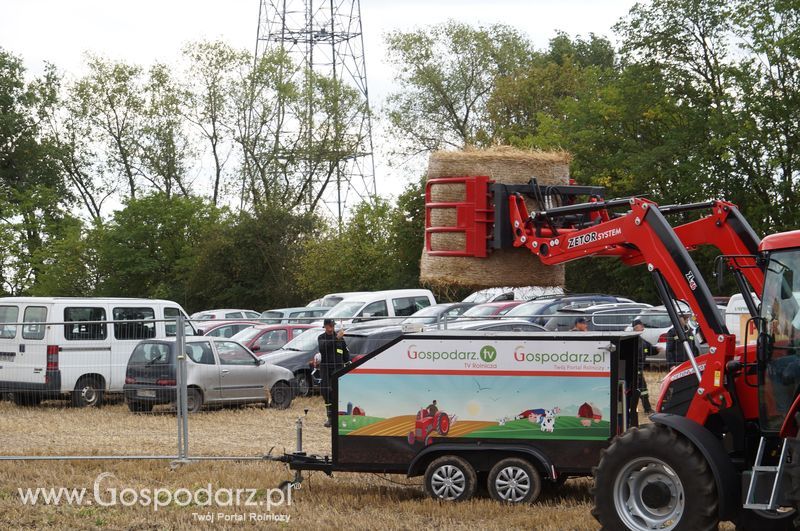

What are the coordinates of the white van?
(0, 297, 194, 407)
(319, 289, 437, 324)
(726, 293, 760, 345)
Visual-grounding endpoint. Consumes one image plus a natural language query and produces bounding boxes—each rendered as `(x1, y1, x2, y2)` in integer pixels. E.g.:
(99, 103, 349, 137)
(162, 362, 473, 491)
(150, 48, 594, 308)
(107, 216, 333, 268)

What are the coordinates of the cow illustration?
(540, 407, 561, 433)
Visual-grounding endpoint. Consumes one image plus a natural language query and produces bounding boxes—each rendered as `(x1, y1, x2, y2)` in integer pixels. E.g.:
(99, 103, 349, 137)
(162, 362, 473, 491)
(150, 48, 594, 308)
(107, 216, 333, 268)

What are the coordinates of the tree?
(0, 48, 73, 294)
(184, 208, 317, 312)
(296, 198, 412, 297)
(140, 63, 193, 199)
(384, 21, 532, 154)
(71, 56, 145, 199)
(183, 41, 243, 205)
(93, 193, 220, 303)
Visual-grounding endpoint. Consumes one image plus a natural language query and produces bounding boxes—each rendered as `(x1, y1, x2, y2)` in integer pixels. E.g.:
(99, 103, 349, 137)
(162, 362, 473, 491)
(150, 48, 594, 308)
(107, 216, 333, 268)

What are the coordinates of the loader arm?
(507, 195, 735, 426)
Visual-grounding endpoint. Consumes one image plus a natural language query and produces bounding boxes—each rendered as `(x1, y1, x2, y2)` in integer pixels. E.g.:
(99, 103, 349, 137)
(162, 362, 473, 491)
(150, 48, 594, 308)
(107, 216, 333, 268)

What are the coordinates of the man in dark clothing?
(632, 319, 653, 415)
(571, 316, 588, 332)
(318, 318, 350, 428)
(665, 314, 699, 368)
(427, 400, 438, 416)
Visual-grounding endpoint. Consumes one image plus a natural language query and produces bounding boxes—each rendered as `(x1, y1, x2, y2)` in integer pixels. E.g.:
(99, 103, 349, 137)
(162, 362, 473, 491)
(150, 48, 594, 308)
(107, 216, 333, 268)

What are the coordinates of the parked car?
(257, 327, 324, 397)
(543, 302, 653, 332)
(319, 289, 436, 324)
(503, 293, 636, 326)
(190, 309, 262, 321)
(309, 292, 372, 308)
(456, 300, 525, 320)
(342, 302, 479, 334)
(0, 297, 196, 407)
(462, 286, 563, 304)
(196, 320, 261, 338)
(434, 319, 546, 332)
(231, 324, 312, 354)
(259, 306, 331, 324)
(123, 337, 295, 413)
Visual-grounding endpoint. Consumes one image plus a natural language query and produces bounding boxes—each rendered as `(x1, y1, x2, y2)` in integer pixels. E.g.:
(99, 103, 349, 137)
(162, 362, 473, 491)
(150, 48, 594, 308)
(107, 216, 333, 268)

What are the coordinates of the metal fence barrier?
(0, 306, 751, 462)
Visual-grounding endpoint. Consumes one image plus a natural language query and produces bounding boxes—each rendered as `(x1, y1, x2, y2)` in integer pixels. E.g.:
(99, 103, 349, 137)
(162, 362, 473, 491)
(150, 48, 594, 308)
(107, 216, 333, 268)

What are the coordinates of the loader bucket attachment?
(424, 176, 494, 257)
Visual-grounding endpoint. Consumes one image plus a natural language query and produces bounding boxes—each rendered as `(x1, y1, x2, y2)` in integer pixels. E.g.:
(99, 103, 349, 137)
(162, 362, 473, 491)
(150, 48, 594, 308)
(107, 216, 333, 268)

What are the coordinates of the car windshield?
(232, 327, 264, 343)
(325, 301, 364, 318)
(504, 302, 548, 318)
(282, 327, 323, 351)
(321, 296, 345, 307)
(260, 311, 282, 324)
(462, 305, 500, 317)
(636, 312, 673, 329)
(195, 315, 213, 320)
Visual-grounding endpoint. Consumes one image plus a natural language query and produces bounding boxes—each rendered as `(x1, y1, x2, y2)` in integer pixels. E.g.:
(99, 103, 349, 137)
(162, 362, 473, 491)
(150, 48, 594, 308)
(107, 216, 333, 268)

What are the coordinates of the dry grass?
(0, 378, 734, 529)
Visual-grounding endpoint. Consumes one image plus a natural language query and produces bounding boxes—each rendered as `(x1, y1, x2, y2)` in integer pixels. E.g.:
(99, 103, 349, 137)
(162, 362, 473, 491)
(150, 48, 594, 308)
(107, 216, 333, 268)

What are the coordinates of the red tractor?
(408, 408, 451, 446)
(426, 177, 800, 529)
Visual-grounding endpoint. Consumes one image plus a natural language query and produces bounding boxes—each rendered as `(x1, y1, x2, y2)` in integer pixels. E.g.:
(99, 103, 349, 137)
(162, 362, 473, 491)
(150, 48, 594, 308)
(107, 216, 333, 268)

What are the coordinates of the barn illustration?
(578, 402, 602, 427)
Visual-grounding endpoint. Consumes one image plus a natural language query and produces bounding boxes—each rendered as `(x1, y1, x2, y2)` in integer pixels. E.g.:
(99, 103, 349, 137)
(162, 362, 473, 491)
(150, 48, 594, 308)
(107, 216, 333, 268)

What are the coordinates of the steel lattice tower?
(253, 0, 376, 224)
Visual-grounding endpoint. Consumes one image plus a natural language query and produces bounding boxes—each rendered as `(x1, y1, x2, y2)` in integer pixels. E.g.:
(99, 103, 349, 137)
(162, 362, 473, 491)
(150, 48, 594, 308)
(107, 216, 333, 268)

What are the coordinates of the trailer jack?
(264, 408, 334, 492)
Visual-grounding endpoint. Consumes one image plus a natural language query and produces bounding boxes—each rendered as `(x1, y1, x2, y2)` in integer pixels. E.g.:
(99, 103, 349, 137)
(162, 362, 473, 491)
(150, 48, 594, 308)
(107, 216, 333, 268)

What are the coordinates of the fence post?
(176, 315, 189, 460)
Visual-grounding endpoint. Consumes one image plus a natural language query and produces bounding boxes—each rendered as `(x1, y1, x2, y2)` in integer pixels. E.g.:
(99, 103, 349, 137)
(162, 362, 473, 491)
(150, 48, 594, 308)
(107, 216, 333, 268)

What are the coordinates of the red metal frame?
(425, 176, 494, 258)
(507, 195, 736, 426)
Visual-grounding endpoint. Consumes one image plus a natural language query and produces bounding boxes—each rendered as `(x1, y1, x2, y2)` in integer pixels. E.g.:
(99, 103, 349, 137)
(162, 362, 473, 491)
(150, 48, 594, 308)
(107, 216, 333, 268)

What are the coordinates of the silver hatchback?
(123, 337, 295, 413)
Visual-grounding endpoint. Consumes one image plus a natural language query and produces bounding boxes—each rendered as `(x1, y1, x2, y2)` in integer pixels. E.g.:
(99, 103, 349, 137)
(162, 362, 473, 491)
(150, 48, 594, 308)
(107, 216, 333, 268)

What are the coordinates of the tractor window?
(759, 250, 800, 431)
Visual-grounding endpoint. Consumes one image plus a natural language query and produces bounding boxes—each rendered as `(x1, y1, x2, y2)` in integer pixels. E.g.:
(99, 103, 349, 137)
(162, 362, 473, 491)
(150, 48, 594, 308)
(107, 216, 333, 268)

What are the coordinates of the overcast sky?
(3, 0, 637, 205)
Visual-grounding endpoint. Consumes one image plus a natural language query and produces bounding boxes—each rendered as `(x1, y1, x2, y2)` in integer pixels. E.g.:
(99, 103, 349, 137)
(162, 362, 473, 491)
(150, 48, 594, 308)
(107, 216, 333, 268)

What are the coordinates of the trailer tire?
(592, 423, 719, 531)
(734, 508, 796, 531)
(487, 457, 542, 504)
(424, 455, 477, 502)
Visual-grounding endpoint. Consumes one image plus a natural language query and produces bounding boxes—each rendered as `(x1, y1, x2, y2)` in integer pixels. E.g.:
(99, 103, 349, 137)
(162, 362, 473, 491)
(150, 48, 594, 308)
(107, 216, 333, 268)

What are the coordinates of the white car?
(190, 309, 262, 321)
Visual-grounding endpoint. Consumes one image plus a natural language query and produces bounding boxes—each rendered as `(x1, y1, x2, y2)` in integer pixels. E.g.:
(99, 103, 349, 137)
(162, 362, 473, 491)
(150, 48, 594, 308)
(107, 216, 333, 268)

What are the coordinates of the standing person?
(318, 318, 350, 428)
(571, 317, 588, 332)
(632, 319, 654, 415)
(665, 313, 699, 368)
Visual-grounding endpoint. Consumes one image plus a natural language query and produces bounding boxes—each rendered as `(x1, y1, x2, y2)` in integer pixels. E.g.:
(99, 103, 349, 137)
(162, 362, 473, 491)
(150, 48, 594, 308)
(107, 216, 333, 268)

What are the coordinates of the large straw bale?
(421, 147, 570, 289)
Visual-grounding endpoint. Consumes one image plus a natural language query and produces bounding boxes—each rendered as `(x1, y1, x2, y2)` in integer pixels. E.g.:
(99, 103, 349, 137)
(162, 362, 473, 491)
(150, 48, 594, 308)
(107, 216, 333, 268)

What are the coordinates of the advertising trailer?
(281, 331, 640, 504)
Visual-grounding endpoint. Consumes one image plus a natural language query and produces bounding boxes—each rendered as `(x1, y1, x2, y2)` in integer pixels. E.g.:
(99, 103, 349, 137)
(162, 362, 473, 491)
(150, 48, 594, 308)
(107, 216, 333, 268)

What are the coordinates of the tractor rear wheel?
(592, 423, 718, 531)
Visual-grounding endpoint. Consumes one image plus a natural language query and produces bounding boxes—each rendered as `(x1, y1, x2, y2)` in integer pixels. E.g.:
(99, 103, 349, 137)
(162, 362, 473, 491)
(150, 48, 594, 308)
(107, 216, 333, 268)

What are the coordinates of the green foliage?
(297, 197, 421, 298)
(92, 193, 220, 303)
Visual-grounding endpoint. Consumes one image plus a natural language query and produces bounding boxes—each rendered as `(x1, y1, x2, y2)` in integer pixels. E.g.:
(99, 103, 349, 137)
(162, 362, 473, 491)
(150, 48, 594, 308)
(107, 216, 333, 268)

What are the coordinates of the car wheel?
(127, 400, 154, 413)
(487, 457, 541, 504)
(186, 388, 203, 413)
(72, 377, 103, 407)
(270, 381, 292, 409)
(424, 455, 477, 502)
(294, 372, 311, 397)
(12, 392, 42, 407)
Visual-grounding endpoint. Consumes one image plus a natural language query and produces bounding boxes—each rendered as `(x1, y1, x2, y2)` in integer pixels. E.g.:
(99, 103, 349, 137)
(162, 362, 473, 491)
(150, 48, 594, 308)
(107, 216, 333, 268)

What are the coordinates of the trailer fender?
(651, 413, 738, 520)
(406, 443, 554, 479)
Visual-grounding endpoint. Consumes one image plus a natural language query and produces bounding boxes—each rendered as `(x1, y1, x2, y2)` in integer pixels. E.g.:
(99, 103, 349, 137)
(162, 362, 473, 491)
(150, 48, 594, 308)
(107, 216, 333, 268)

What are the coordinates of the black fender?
(651, 413, 739, 521)
(406, 443, 555, 479)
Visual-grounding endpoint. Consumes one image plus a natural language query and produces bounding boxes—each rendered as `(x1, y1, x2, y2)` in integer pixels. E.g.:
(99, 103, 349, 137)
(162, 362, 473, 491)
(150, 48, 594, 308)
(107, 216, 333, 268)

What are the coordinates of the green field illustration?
(338, 415, 385, 435)
(465, 416, 610, 440)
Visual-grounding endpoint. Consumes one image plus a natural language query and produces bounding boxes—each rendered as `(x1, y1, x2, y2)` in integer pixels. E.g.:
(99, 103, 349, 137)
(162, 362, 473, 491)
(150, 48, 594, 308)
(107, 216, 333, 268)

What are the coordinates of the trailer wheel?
(424, 455, 477, 502)
(487, 457, 542, 504)
(592, 423, 718, 531)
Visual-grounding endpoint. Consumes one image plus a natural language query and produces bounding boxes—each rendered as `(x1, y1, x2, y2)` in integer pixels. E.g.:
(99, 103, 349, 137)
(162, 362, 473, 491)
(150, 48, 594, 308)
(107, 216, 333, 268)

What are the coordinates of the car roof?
(443, 319, 545, 330)
(250, 323, 313, 331)
(557, 302, 651, 313)
(198, 320, 262, 329)
(196, 309, 258, 314)
(263, 306, 324, 313)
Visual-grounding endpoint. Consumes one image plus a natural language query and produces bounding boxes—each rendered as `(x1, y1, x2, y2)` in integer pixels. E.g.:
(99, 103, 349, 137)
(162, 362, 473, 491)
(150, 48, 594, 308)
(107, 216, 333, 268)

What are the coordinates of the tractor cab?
(757, 231, 800, 433)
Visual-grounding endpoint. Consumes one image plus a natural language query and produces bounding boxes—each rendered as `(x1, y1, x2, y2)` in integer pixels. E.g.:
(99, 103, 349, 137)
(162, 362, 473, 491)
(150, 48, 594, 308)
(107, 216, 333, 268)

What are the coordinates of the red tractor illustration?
(408, 408, 451, 446)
